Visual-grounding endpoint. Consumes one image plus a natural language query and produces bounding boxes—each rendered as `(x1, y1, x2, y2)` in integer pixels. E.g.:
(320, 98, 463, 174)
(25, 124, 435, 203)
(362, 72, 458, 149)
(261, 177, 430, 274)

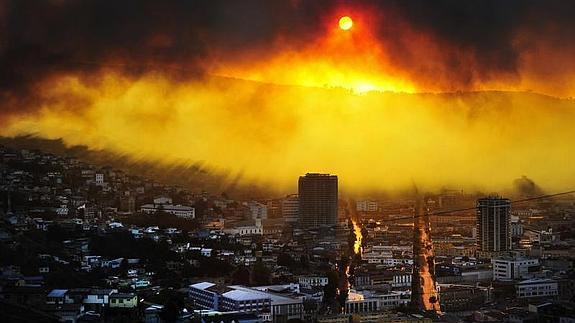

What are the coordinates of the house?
(102, 258, 124, 269)
(82, 256, 102, 271)
(109, 293, 138, 308)
(131, 279, 151, 289)
(46, 289, 68, 305)
(83, 289, 117, 311)
(64, 288, 118, 311)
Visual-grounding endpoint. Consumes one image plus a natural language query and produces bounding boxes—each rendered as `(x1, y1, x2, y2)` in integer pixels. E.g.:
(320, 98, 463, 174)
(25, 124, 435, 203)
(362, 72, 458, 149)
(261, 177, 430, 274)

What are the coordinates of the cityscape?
(0, 145, 573, 322)
(0, 1, 574, 323)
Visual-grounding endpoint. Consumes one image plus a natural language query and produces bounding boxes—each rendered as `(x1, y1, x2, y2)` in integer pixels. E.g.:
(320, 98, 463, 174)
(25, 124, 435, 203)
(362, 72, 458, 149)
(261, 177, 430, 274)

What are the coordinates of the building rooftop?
(518, 278, 556, 285)
(227, 285, 301, 304)
(221, 289, 268, 302)
(47, 289, 68, 298)
(110, 293, 136, 299)
(190, 282, 216, 290)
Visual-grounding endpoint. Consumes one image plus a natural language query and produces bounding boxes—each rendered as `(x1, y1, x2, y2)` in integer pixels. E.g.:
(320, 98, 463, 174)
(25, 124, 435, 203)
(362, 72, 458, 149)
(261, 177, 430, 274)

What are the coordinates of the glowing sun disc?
(339, 16, 353, 30)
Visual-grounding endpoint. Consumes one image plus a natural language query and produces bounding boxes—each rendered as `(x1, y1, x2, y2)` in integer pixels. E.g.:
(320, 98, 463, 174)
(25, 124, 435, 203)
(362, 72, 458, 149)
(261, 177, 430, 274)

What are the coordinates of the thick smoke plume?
(0, 1, 574, 193)
(1, 0, 575, 110)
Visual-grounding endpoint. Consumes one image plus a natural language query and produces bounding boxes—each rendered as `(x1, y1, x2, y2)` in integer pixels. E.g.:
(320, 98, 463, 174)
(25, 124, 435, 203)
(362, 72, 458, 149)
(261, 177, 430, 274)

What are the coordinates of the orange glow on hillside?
(213, 10, 417, 93)
(2, 71, 575, 194)
(207, 5, 575, 98)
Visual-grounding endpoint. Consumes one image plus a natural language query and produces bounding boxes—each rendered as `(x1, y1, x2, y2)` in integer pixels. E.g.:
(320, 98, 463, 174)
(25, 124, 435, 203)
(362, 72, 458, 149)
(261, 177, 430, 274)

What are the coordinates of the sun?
(339, 16, 353, 31)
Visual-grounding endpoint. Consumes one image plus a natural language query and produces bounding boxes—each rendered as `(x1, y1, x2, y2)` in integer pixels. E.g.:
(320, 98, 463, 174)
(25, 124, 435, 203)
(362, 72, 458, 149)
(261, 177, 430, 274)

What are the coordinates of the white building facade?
(516, 279, 558, 299)
(492, 257, 539, 281)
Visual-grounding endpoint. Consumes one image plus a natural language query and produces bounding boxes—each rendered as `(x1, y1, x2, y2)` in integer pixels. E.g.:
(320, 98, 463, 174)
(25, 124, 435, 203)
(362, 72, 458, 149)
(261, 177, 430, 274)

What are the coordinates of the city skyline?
(0, 145, 573, 321)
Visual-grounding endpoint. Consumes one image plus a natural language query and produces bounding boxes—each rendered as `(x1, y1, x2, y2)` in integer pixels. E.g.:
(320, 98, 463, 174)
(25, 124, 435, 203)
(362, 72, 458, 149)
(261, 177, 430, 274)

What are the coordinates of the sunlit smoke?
(1, 71, 574, 194)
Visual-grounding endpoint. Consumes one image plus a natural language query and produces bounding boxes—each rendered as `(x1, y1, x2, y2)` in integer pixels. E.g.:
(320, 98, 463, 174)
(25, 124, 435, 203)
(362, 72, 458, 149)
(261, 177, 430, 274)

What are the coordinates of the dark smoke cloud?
(0, 0, 325, 79)
(380, 1, 526, 79)
(1, 0, 574, 115)
(513, 176, 544, 197)
(0, 0, 329, 117)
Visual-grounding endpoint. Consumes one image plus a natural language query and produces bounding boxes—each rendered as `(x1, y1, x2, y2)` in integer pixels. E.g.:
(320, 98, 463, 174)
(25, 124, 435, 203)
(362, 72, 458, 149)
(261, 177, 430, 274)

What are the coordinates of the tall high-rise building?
(476, 197, 511, 254)
(298, 173, 338, 228)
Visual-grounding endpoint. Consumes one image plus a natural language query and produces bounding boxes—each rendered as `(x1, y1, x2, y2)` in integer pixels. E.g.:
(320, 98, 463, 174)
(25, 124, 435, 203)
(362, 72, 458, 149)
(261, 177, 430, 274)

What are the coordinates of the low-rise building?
(492, 257, 540, 281)
(46, 289, 68, 305)
(189, 282, 220, 310)
(281, 195, 299, 224)
(109, 293, 137, 308)
(356, 200, 378, 212)
(438, 284, 491, 312)
(248, 201, 268, 220)
(188, 282, 304, 322)
(140, 203, 195, 219)
(83, 289, 117, 309)
(219, 289, 271, 314)
(516, 278, 558, 299)
(345, 293, 378, 314)
(298, 276, 328, 289)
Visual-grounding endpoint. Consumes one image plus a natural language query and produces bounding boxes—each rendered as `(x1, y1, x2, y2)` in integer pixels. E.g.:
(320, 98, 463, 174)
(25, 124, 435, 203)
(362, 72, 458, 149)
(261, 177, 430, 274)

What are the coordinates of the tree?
(197, 255, 233, 277)
(159, 298, 183, 323)
(299, 255, 309, 269)
(192, 199, 208, 220)
(323, 269, 339, 305)
(232, 265, 251, 285)
(277, 253, 295, 269)
(156, 290, 185, 323)
(251, 260, 271, 286)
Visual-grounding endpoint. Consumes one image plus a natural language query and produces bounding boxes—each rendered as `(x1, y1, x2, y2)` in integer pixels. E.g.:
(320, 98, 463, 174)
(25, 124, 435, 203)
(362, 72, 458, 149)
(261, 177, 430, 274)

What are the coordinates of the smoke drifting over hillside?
(2, 74, 574, 193)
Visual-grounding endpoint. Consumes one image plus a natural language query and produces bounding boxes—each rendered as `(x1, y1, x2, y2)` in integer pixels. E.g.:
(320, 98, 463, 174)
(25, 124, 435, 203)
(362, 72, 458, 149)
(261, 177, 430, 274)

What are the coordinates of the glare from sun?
(339, 16, 353, 31)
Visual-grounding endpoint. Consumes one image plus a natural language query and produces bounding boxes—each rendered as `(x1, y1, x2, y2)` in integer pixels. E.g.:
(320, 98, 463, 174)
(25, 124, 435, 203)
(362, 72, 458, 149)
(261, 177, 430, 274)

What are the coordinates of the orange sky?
(204, 7, 575, 98)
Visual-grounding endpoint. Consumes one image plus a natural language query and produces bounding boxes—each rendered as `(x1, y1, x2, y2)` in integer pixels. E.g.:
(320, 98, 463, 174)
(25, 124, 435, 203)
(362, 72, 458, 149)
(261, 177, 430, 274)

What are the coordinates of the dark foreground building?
(298, 173, 338, 228)
(477, 197, 511, 256)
